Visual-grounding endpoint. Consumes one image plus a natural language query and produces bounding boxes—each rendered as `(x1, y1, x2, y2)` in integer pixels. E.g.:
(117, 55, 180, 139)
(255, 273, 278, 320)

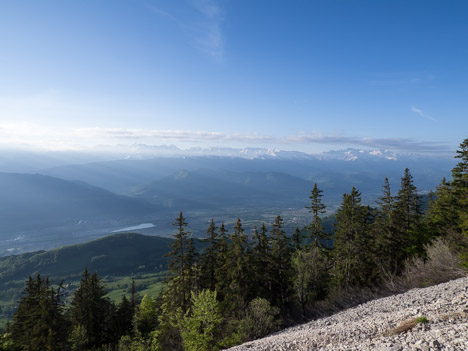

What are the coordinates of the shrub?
(401, 238, 466, 288)
(239, 298, 280, 341)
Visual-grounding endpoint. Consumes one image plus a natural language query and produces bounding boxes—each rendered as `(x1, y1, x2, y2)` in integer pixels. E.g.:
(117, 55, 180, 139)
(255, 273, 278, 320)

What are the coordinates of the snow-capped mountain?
(94, 144, 417, 161)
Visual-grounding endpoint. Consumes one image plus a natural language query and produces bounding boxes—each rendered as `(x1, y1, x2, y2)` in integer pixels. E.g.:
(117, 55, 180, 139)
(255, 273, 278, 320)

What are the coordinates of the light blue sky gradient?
(0, 0, 467, 154)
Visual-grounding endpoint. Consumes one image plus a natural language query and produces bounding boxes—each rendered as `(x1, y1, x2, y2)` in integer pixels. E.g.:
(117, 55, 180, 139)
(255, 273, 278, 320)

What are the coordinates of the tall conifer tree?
(200, 219, 219, 291)
(10, 275, 68, 351)
(306, 183, 329, 250)
(269, 216, 292, 309)
(70, 269, 114, 350)
(393, 168, 424, 258)
(333, 187, 374, 287)
(223, 218, 251, 315)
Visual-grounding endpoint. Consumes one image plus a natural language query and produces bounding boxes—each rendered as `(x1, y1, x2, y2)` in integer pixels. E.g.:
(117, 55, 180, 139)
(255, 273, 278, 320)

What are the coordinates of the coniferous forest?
(1, 137, 467, 351)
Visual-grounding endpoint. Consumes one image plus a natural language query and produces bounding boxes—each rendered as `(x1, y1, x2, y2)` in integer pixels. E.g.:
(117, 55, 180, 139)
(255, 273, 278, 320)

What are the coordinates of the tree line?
(1, 137, 467, 351)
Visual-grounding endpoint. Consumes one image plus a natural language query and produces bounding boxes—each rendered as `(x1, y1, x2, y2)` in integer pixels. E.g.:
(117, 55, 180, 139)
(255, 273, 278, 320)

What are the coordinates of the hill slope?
(0, 173, 157, 233)
(127, 169, 316, 209)
(0, 233, 173, 284)
(229, 277, 468, 350)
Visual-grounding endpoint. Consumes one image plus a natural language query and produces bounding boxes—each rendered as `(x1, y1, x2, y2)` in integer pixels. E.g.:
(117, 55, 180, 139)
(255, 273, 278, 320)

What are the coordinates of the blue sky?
(0, 0, 467, 155)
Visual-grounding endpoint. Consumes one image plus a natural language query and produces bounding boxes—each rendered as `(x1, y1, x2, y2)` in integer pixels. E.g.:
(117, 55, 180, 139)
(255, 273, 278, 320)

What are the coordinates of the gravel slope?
(228, 277, 468, 351)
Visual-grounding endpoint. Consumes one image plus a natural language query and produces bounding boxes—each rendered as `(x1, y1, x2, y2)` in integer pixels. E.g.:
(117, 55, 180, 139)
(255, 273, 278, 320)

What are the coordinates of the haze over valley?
(0, 145, 455, 255)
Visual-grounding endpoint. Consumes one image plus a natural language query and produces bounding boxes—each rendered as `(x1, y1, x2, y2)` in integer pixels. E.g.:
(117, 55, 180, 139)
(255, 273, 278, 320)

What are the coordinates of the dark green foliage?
(291, 247, 329, 317)
(115, 295, 134, 338)
(4, 137, 468, 351)
(9, 275, 69, 351)
(165, 212, 197, 314)
(214, 222, 230, 301)
(0, 233, 172, 286)
(393, 168, 425, 258)
(251, 223, 271, 300)
(373, 177, 399, 274)
(332, 187, 375, 288)
(268, 216, 292, 310)
(428, 138, 468, 267)
(200, 219, 218, 291)
(306, 183, 330, 249)
(69, 268, 115, 350)
(222, 219, 252, 316)
(291, 227, 303, 250)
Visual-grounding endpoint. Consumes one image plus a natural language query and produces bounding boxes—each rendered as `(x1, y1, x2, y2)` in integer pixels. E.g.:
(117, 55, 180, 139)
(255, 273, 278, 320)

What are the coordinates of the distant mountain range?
(127, 169, 316, 210)
(0, 146, 456, 255)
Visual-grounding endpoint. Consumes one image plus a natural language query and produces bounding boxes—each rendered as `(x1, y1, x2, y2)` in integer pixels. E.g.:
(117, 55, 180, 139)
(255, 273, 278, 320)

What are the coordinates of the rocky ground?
(228, 277, 468, 351)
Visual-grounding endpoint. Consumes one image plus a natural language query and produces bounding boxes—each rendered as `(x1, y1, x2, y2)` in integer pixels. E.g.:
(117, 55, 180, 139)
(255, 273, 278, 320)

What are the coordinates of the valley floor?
(228, 277, 468, 351)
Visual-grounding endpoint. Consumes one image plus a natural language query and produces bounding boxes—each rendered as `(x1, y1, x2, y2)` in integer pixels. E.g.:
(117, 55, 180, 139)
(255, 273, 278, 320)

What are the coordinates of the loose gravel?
(228, 277, 468, 351)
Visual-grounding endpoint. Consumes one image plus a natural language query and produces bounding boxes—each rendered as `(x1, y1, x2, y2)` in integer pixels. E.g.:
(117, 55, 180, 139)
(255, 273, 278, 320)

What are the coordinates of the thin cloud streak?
(411, 106, 436, 121)
(190, 0, 225, 61)
(0, 124, 450, 154)
(151, 0, 226, 62)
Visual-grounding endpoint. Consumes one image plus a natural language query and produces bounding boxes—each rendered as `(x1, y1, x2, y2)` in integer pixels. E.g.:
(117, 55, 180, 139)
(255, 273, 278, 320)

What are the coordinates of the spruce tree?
(306, 183, 329, 249)
(223, 218, 251, 316)
(374, 177, 398, 274)
(165, 212, 197, 313)
(452, 138, 468, 242)
(393, 168, 424, 258)
(333, 187, 375, 287)
(70, 269, 114, 350)
(429, 138, 468, 266)
(251, 223, 271, 299)
(200, 219, 219, 291)
(268, 215, 292, 309)
(10, 275, 68, 351)
(214, 222, 229, 301)
(115, 295, 134, 338)
(156, 212, 198, 350)
(291, 227, 303, 250)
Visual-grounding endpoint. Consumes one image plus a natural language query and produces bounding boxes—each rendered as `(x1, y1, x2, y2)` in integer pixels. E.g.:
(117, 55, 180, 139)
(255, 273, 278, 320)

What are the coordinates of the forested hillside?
(1, 137, 467, 351)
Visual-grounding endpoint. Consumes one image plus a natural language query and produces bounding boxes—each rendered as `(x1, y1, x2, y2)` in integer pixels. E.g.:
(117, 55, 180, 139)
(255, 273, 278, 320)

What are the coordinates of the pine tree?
(373, 177, 398, 274)
(156, 213, 198, 350)
(223, 218, 251, 316)
(251, 223, 271, 299)
(70, 269, 114, 350)
(214, 222, 229, 301)
(452, 138, 468, 240)
(115, 295, 134, 338)
(200, 219, 219, 291)
(393, 168, 424, 258)
(291, 227, 303, 250)
(165, 212, 197, 313)
(268, 215, 292, 309)
(10, 275, 68, 351)
(429, 138, 468, 266)
(306, 183, 329, 249)
(333, 187, 375, 287)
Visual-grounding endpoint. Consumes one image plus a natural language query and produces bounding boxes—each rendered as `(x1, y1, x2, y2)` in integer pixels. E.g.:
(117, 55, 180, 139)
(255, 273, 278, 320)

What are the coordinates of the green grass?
(0, 233, 175, 331)
(104, 272, 167, 303)
(0, 271, 168, 330)
(416, 316, 428, 324)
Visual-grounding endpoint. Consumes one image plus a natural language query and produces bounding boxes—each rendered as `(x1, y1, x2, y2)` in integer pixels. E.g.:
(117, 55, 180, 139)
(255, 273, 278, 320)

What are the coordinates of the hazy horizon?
(1, 1, 467, 155)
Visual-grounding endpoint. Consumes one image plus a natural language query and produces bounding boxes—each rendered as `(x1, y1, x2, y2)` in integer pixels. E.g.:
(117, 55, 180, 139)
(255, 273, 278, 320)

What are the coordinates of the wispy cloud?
(411, 106, 436, 121)
(190, 0, 225, 62)
(151, 0, 226, 63)
(368, 72, 436, 87)
(0, 124, 451, 154)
